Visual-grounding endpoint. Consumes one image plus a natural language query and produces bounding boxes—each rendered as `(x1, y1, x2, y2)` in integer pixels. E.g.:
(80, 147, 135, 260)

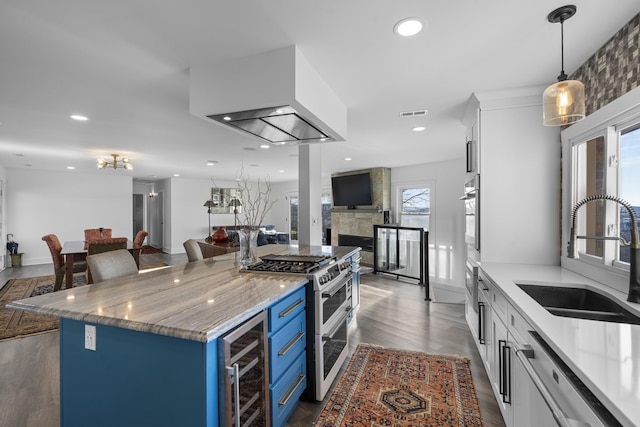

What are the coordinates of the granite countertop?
(480, 262, 640, 427)
(8, 244, 360, 343)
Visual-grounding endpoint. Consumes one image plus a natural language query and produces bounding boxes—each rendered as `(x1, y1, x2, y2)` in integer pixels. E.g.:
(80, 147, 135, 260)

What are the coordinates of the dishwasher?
(512, 330, 622, 427)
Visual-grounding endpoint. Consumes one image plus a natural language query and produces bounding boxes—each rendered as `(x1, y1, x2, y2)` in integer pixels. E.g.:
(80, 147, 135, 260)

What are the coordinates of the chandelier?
(96, 154, 133, 170)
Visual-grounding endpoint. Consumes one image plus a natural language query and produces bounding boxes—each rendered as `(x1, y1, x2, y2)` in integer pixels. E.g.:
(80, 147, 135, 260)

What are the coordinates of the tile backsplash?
(570, 13, 639, 115)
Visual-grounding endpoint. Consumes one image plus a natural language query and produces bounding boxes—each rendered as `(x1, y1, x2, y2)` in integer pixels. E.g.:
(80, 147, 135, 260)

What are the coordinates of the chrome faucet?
(567, 195, 640, 303)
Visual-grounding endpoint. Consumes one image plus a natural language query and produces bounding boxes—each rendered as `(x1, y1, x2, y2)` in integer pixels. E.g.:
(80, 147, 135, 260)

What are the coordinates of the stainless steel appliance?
(220, 311, 270, 426)
(460, 175, 480, 251)
(510, 331, 618, 427)
(245, 254, 352, 401)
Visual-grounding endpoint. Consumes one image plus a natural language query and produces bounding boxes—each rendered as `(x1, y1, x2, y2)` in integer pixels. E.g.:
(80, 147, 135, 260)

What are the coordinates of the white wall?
(269, 158, 467, 288)
(7, 169, 133, 266)
(391, 158, 466, 288)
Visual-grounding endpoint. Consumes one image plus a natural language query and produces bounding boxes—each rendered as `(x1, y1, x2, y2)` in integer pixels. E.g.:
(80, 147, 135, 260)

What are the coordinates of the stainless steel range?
(246, 254, 352, 401)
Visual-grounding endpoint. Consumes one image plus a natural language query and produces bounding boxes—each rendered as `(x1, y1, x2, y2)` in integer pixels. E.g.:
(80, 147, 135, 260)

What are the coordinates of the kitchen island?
(8, 244, 360, 427)
(475, 263, 640, 427)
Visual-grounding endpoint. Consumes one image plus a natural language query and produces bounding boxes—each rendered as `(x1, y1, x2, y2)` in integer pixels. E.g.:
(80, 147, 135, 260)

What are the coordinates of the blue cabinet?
(57, 284, 307, 427)
(267, 286, 307, 427)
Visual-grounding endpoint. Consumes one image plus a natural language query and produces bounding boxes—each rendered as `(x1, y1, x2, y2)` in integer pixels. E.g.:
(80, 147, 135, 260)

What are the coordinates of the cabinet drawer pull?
(279, 298, 304, 318)
(278, 374, 305, 406)
(478, 302, 485, 344)
(278, 331, 304, 357)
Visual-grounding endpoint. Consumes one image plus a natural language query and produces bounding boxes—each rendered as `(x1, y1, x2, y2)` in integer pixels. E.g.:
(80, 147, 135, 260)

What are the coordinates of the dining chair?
(183, 239, 204, 262)
(133, 230, 148, 247)
(42, 234, 87, 291)
(86, 237, 129, 283)
(86, 249, 139, 284)
(84, 228, 113, 242)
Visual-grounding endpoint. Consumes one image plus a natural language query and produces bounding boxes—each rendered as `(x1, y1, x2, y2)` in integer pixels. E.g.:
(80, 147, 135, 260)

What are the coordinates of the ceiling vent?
(399, 109, 428, 118)
(189, 46, 347, 145)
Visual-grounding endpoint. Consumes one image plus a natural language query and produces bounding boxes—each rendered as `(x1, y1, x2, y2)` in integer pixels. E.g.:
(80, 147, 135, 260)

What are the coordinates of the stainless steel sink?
(516, 284, 640, 325)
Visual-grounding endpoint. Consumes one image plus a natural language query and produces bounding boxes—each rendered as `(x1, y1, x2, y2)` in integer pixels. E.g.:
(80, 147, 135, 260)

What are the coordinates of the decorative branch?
(211, 164, 276, 230)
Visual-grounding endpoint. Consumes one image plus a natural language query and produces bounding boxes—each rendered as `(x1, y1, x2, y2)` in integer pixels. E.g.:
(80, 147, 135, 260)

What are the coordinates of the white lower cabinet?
(473, 271, 558, 427)
(490, 310, 512, 424)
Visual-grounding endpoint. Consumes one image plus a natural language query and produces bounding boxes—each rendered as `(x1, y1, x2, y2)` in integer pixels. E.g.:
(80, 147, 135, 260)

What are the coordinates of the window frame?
(394, 180, 435, 234)
(561, 86, 640, 294)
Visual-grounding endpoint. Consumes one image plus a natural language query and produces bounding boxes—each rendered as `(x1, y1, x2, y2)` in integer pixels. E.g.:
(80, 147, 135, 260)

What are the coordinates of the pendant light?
(542, 5, 585, 126)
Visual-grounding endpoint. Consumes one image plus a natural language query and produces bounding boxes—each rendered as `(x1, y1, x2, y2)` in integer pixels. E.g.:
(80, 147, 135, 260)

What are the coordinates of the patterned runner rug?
(314, 344, 483, 427)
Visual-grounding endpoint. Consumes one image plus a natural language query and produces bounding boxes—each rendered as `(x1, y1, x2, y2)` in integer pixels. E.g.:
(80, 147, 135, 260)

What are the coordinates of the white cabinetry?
(475, 270, 557, 427)
(463, 88, 560, 265)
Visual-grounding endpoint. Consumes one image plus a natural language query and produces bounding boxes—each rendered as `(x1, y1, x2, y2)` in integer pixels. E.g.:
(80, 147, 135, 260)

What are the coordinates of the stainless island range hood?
(207, 105, 334, 144)
(190, 46, 347, 145)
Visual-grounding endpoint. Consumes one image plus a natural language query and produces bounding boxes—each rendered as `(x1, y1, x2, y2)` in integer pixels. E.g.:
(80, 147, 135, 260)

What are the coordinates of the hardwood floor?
(0, 255, 505, 427)
(287, 273, 505, 426)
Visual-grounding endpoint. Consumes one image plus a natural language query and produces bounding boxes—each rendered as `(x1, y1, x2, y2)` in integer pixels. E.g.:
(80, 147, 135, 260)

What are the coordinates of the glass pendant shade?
(543, 79, 585, 126)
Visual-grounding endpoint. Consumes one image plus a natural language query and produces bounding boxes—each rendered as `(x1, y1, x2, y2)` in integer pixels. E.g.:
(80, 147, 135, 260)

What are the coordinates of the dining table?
(60, 240, 142, 289)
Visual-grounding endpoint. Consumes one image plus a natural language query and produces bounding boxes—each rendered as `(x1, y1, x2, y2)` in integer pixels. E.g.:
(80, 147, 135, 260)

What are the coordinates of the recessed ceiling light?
(173, 173, 180, 177)
(66, 166, 75, 170)
(70, 114, 88, 121)
(206, 160, 218, 166)
(279, 170, 285, 173)
(412, 126, 426, 132)
(345, 157, 352, 161)
(393, 18, 424, 37)
(223, 116, 231, 121)
(260, 144, 270, 149)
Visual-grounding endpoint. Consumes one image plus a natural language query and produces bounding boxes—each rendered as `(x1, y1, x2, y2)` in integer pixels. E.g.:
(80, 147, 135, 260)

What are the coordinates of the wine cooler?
(220, 311, 270, 426)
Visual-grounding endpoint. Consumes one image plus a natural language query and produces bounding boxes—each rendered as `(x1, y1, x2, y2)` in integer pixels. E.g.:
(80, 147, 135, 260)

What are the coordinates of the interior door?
(149, 192, 164, 249)
(132, 194, 144, 238)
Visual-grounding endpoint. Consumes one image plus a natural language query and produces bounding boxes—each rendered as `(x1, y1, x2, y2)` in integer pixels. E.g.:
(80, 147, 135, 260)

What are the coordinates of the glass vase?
(238, 229, 258, 269)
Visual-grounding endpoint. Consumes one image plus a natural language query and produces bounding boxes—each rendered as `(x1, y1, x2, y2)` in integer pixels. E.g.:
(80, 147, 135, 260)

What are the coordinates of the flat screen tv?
(331, 172, 373, 208)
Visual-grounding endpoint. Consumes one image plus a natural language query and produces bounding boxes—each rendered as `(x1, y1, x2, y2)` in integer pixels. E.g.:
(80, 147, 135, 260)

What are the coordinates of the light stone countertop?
(8, 244, 360, 343)
(480, 262, 640, 427)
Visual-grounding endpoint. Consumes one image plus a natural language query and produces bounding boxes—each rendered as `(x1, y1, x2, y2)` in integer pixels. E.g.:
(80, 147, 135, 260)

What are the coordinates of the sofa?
(211, 225, 289, 245)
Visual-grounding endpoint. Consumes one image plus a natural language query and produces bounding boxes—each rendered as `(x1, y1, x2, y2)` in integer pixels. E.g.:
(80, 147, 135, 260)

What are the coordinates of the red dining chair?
(42, 234, 87, 291)
(133, 230, 148, 247)
(84, 228, 113, 242)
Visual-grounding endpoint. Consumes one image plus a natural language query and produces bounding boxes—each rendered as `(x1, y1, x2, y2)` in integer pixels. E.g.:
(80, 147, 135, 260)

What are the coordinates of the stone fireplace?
(331, 167, 391, 266)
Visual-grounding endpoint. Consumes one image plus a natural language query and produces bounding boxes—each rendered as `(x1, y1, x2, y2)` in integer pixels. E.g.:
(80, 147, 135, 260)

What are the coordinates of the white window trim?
(394, 179, 435, 239)
(561, 86, 640, 294)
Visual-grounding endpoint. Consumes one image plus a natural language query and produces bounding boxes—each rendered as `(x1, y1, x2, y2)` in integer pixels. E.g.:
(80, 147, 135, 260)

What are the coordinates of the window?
(566, 95, 640, 273)
(397, 184, 432, 230)
(619, 125, 640, 263)
(287, 191, 333, 243)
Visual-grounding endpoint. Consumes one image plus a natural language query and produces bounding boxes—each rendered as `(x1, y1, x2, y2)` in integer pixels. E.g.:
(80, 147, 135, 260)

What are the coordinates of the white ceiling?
(0, 1, 637, 183)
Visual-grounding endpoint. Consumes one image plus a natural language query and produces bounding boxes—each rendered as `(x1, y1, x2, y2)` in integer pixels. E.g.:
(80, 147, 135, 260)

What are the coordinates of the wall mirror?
(210, 188, 242, 214)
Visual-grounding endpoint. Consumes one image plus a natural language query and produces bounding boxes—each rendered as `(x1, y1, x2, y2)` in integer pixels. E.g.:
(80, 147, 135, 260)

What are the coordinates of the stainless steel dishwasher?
(511, 331, 622, 427)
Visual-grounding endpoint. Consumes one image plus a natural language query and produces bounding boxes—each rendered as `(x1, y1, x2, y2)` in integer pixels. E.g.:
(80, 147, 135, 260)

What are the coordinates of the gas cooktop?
(245, 254, 334, 274)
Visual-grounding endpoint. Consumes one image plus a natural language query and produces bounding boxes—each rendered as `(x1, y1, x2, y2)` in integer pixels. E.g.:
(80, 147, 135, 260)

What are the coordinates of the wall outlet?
(85, 324, 96, 351)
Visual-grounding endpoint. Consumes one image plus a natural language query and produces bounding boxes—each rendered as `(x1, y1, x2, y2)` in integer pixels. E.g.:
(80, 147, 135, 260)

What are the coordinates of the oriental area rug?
(314, 344, 483, 427)
(0, 262, 168, 341)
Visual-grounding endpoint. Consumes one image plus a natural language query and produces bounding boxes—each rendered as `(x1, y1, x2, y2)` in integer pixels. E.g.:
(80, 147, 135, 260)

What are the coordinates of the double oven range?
(245, 254, 353, 401)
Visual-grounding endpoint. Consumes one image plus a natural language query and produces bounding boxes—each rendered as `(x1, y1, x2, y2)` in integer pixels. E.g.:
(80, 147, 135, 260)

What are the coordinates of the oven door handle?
(322, 308, 352, 341)
(321, 272, 352, 299)
(514, 344, 592, 427)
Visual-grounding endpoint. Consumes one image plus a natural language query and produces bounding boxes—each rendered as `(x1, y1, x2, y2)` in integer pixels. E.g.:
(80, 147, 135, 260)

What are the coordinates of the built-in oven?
(315, 271, 352, 335)
(460, 174, 480, 251)
(314, 305, 350, 401)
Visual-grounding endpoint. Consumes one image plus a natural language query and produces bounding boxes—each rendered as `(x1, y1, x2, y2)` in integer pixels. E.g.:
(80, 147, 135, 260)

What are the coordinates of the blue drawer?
(269, 311, 305, 382)
(270, 352, 307, 427)
(269, 286, 305, 333)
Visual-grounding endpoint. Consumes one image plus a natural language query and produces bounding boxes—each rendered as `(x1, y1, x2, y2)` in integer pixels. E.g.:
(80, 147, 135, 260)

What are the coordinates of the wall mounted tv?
(331, 172, 373, 208)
